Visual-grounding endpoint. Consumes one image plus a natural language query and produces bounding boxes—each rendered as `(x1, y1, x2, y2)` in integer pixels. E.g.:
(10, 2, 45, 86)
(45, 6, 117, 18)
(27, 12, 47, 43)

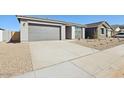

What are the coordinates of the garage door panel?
(28, 25, 60, 41)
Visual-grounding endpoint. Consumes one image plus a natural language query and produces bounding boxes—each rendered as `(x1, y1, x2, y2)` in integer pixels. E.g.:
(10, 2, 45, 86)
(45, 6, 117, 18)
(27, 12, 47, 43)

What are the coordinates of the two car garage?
(28, 24, 61, 41)
(17, 16, 75, 42)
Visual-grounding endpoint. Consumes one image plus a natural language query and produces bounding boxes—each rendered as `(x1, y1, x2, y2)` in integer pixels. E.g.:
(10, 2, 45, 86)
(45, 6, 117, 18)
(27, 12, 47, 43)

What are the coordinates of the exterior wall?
(107, 30, 111, 38)
(97, 25, 107, 39)
(20, 21, 28, 42)
(0, 30, 3, 42)
(28, 21, 63, 27)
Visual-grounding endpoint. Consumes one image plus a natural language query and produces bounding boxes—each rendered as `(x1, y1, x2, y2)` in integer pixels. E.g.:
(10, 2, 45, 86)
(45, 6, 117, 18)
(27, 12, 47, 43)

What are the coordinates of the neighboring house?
(17, 15, 85, 42)
(85, 21, 114, 39)
(118, 25, 124, 33)
(111, 25, 121, 35)
(112, 25, 124, 33)
(0, 28, 4, 42)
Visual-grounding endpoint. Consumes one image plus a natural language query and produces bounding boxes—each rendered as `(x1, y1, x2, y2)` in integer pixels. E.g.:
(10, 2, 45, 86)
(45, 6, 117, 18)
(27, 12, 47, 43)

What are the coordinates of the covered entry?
(28, 24, 61, 41)
(85, 27, 97, 39)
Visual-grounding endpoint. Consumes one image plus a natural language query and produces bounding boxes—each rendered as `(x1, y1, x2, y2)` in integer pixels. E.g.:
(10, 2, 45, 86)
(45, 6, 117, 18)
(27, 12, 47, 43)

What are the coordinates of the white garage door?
(28, 24, 61, 41)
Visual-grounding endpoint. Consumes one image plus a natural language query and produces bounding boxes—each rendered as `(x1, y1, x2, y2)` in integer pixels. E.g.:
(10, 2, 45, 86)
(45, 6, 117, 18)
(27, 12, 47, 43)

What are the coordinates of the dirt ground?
(0, 42, 33, 77)
(71, 38, 124, 50)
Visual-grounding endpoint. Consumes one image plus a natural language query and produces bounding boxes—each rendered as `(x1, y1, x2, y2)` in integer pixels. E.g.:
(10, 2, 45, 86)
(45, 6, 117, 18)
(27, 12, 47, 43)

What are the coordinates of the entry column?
(20, 21, 28, 42)
(71, 26, 75, 39)
(61, 25, 66, 40)
(82, 27, 85, 39)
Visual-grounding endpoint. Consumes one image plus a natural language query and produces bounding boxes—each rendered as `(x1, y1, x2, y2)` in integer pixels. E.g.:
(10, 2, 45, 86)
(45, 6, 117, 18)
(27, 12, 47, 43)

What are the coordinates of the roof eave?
(16, 15, 67, 24)
(16, 15, 84, 27)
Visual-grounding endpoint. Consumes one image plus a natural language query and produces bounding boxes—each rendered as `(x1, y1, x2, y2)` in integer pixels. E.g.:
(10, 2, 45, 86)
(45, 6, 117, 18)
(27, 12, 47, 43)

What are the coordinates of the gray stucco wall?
(20, 20, 66, 42)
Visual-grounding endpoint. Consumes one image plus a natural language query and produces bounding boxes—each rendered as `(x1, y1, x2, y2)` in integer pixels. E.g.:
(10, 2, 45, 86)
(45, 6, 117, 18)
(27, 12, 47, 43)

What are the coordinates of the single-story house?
(112, 25, 124, 33)
(85, 21, 114, 39)
(118, 25, 124, 33)
(111, 25, 121, 35)
(17, 15, 85, 42)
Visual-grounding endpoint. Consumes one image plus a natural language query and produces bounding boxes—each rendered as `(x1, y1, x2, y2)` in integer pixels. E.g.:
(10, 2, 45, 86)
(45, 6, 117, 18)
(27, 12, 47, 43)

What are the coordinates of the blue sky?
(0, 15, 124, 31)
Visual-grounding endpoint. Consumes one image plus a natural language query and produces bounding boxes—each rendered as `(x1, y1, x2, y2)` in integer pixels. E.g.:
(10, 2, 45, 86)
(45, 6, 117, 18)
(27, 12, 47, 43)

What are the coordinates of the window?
(101, 28, 104, 34)
(75, 26, 82, 39)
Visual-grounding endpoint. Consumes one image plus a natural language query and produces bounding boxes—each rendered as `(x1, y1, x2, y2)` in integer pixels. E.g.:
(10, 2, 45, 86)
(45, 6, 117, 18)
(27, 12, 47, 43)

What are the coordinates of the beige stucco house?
(17, 15, 85, 42)
(85, 21, 114, 39)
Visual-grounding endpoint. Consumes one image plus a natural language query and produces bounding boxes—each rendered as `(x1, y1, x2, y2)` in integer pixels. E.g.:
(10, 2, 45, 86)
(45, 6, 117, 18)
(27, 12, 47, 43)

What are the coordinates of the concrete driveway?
(29, 41, 98, 70)
(15, 41, 98, 78)
(15, 41, 124, 78)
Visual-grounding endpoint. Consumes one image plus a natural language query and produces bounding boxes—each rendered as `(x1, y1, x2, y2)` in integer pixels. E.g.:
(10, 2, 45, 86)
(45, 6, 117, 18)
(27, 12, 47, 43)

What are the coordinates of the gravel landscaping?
(71, 38, 124, 50)
(0, 42, 33, 77)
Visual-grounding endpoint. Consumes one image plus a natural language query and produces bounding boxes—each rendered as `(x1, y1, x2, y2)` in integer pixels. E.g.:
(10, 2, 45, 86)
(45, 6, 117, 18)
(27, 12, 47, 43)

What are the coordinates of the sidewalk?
(71, 44, 124, 77)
